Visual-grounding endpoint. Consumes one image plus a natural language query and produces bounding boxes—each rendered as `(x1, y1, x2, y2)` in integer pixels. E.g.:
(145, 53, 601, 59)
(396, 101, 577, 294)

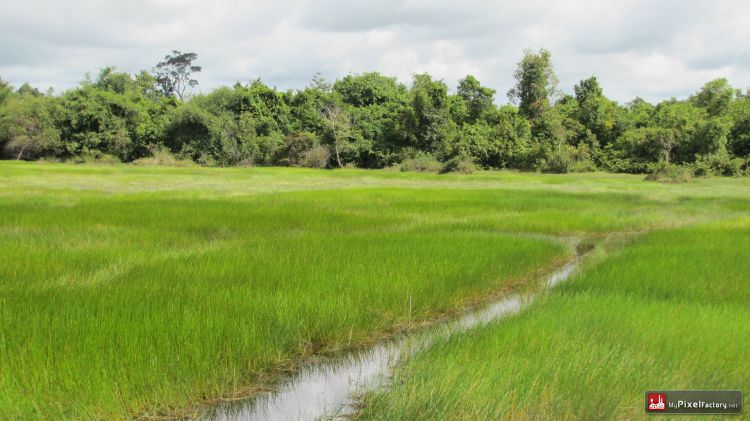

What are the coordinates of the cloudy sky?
(2, 0, 749, 103)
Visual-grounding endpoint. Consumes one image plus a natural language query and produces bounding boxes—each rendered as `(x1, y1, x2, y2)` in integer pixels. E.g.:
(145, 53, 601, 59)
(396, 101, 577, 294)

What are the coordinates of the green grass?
(0, 162, 748, 420)
(359, 218, 750, 420)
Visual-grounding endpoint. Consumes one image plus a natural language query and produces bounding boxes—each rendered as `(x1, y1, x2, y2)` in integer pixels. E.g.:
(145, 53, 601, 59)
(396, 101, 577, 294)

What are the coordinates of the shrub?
(568, 144, 598, 173)
(133, 147, 194, 167)
(568, 159, 597, 173)
(691, 158, 713, 177)
(723, 158, 746, 176)
(253, 134, 285, 166)
(300, 145, 331, 168)
(281, 132, 319, 166)
(441, 156, 476, 174)
(68, 151, 121, 165)
(196, 152, 217, 167)
(712, 156, 745, 177)
(400, 154, 442, 173)
(535, 146, 572, 173)
(645, 163, 693, 183)
(236, 158, 254, 168)
(691, 154, 747, 177)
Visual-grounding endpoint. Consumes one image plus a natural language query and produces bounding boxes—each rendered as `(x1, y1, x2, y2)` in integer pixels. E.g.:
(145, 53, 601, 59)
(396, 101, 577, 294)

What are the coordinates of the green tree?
(288, 76, 333, 134)
(1, 93, 61, 160)
(528, 107, 572, 172)
(334, 72, 405, 107)
(438, 121, 492, 164)
(456, 75, 495, 124)
(573, 76, 619, 145)
(0, 79, 12, 107)
(690, 78, 734, 118)
(16, 83, 43, 97)
(508, 49, 558, 120)
(401, 73, 453, 153)
(728, 95, 750, 157)
(310, 72, 332, 93)
(489, 105, 532, 168)
(692, 117, 730, 156)
(653, 100, 705, 163)
(333, 72, 407, 167)
(233, 79, 292, 135)
(621, 97, 655, 130)
(607, 127, 675, 171)
(321, 102, 353, 167)
(154, 50, 202, 101)
(280, 131, 320, 166)
(58, 68, 164, 160)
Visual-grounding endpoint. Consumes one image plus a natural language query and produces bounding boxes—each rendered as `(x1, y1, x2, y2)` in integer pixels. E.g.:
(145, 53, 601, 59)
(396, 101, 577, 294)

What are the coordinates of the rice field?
(0, 162, 748, 420)
(359, 220, 750, 420)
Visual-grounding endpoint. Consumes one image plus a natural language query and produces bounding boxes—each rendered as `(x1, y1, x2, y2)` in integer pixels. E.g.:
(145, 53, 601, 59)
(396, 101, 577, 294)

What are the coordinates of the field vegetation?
(0, 163, 748, 419)
(360, 215, 750, 420)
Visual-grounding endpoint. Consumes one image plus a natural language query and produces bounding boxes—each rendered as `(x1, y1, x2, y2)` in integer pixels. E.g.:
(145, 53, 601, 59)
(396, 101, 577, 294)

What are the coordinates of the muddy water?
(202, 260, 578, 421)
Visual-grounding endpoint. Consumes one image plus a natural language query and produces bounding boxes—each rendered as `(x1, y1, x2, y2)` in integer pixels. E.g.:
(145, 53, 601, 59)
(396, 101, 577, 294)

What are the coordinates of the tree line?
(1, 49, 749, 175)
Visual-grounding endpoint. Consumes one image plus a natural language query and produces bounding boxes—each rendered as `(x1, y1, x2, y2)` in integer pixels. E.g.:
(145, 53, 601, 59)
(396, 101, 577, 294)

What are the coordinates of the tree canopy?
(0, 50, 748, 176)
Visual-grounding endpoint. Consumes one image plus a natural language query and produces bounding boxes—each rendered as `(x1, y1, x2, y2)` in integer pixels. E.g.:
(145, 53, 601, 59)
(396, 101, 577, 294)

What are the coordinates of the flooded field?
(1, 163, 748, 420)
(204, 259, 579, 421)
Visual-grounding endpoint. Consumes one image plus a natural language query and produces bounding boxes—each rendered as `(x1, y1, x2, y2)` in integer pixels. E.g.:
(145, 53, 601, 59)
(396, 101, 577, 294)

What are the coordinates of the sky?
(2, 0, 749, 104)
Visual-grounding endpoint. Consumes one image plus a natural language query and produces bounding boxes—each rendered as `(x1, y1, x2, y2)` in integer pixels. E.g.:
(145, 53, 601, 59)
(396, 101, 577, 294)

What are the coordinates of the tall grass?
(360, 218, 750, 420)
(0, 162, 748, 419)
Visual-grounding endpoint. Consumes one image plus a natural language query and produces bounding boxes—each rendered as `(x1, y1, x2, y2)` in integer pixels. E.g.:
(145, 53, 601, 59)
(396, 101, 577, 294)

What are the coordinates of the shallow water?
(202, 260, 578, 421)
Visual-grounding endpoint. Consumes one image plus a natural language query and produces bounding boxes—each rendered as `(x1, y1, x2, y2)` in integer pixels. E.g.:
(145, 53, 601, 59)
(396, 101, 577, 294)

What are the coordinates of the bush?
(133, 148, 194, 167)
(568, 159, 597, 173)
(691, 158, 713, 177)
(568, 144, 598, 173)
(691, 154, 747, 177)
(68, 151, 121, 165)
(300, 145, 330, 168)
(645, 163, 693, 183)
(535, 146, 572, 173)
(400, 153, 442, 173)
(196, 152, 217, 167)
(253, 134, 285, 166)
(722, 158, 745, 177)
(441, 156, 476, 174)
(281, 132, 319, 166)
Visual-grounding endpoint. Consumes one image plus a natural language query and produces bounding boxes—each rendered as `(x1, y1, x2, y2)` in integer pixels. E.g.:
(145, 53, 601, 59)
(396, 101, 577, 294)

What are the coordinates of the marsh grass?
(645, 163, 694, 184)
(0, 162, 748, 419)
(359, 219, 750, 420)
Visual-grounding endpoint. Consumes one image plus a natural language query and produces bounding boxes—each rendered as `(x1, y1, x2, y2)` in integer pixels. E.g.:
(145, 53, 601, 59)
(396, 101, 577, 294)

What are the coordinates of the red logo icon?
(647, 393, 666, 411)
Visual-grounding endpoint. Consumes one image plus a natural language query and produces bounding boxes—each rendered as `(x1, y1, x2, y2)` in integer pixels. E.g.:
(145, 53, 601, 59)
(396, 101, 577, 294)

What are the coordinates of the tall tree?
(0, 78, 12, 106)
(574, 76, 619, 144)
(310, 72, 332, 93)
(321, 103, 353, 168)
(333, 72, 407, 167)
(729, 95, 750, 157)
(1, 94, 60, 160)
(402, 73, 452, 152)
(508, 49, 558, 120)
(653, 100, 704, 163)
(154, 50, 202, 101)
(456, 75, 495, 123)
(334, 72, 405, 107)
(622, 97, 655, 130)
(690, 78, 734, 118)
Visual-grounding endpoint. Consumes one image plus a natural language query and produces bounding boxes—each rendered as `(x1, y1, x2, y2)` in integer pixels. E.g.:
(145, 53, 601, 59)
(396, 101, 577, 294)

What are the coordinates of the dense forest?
(1, 49, 749, 175)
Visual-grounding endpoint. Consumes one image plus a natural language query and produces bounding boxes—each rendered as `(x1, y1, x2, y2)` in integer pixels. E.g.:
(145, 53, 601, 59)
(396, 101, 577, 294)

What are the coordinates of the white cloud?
(1, 0, 749, 103)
